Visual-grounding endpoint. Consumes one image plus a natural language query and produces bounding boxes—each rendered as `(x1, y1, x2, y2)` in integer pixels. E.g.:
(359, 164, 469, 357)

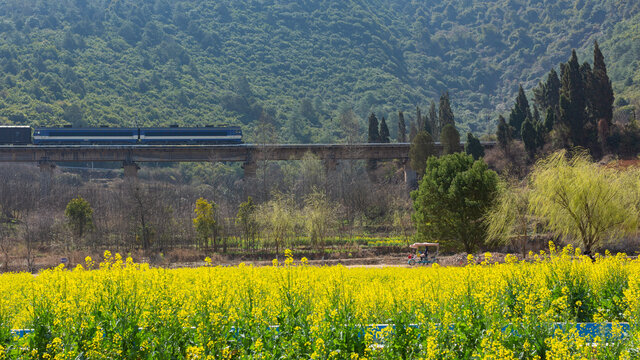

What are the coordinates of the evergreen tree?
(580, 61, 599, 152)
(409, 121, 418, 142)
(591, 41, 614, 126)
(496, 115, 512, 152)
(531, 105, 547, 149)
(367, 112, 381, 171)
(533, 68, 560, 115)
(379, 116, 390, 143)
(464, 132, 484, 160)
(416, 106, 424, 133)
(559, 50, 587, 147)
(438, 92, 455, 128)
(535, 120, 546, 150)
(581, 61, 594, 120)
(409, 130, 436, 177)
(367, 113, 380, 143)
(521, 117, 537, 159)
(508, 85, 532, 139)
(533, 106, 541, 123)
(423, 114, 432, 134)
(398, 111, 406, 142)
(544, 107, 555, 132)
(440, 124, 460, 155)
(412, 153, 499, 253)
(428, 100, 438, 138)
(65, 197, 94, 245)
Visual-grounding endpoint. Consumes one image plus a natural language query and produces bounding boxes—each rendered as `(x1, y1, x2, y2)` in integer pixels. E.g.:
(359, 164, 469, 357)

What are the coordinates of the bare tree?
(0, 211, 16, 272)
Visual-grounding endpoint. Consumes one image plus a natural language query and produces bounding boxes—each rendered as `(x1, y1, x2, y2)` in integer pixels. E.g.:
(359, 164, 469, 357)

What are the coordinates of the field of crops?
(1, 245, 640, 359)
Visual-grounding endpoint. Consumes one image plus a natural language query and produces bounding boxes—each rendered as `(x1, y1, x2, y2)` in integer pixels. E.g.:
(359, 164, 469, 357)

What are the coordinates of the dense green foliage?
(397, 111, 406, 142)
(440, 123, 460, 155)
(0, 0, 639, 142)
(64, 196, 93, 241)
(464, 132, 484, 160)
(508, 86, 532, 139)
(367, 113, 380, 143)
(408, 130, 435, 178)
(379, 116, 390, 143)
(411, 153, 499, 253)
(499, 44, 622, 160)
(496, 115, 511, 151)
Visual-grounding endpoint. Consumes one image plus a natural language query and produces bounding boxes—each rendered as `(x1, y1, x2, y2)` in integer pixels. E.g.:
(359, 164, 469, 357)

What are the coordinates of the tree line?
(0, 155, 414, 271)
(375, 91, 484, 178)
(409, 43, 640, 256)
(411, 148, 640, 257)
(496, 42, 624, 162)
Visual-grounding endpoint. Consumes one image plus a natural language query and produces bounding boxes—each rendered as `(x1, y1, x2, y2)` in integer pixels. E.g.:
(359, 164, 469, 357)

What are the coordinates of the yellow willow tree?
(303, 189, 341, 250)
(485, 180, 538, 258)
(528, 150, 640, 254)
(255, 193, 298, 256)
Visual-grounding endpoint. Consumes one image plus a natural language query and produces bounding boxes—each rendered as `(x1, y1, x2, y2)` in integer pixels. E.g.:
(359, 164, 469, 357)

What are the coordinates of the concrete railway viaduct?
(0, 142, 496, 182)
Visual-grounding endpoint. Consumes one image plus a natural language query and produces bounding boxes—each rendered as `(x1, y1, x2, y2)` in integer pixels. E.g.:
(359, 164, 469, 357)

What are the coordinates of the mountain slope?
(0, 0, 638, 142)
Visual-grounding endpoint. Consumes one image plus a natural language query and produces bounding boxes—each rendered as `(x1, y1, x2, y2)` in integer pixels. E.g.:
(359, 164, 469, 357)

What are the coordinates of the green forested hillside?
(0, 0, 639, 142)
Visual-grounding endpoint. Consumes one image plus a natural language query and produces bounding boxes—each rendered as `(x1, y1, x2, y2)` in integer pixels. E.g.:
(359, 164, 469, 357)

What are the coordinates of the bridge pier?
(243, 160, 257, 178)
(323, 157, 338, 174)
(123, 161, 139, 179)
(38, 161, 55, 195)
(402, 160, 417, 189)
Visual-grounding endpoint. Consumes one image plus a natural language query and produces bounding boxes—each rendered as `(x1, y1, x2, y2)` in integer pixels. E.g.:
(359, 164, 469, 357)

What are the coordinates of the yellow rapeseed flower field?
(0, 244, 639, 359)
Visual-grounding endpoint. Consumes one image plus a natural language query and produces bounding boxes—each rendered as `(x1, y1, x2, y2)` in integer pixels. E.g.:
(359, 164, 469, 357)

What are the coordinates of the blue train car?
(33, 127, 139, 144)
(139, 126, 242, 144)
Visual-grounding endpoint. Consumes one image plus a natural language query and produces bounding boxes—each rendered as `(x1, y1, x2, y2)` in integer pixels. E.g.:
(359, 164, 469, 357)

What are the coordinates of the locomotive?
(0, 125, 243, 145)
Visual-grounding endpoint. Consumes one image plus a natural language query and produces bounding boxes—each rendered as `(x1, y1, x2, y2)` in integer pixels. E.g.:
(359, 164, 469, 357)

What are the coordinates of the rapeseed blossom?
(0, 246, 638, 359)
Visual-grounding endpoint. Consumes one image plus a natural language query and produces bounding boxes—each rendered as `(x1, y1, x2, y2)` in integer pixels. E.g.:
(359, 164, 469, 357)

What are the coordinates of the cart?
(407, 242, 439, 265)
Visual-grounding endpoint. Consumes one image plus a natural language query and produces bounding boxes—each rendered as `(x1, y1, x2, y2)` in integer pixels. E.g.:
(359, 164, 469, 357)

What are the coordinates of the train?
(0, 125, 243, 145)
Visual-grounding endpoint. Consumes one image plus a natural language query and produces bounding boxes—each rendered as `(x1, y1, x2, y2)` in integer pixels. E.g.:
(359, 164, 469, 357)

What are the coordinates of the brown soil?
(1, 246, 518, 273)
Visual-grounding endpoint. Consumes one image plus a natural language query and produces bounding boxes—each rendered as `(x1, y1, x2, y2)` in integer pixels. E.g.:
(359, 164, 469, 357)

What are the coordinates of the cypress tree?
(521, 117, 537, 159)
(533, 106, 541, 123)
(428, 100, 438, 138)
(440, 124, 460, 155)
(409, 130, 436, 177)
(416, 106, 424, 134)
(464, 132, 484, 160)
(409, 121, 418, 142)
(534, 68, 560, 115)
(438, 92, 455, 128)
(379, 116, 390, 143)
(532, 105, 547, 148)
(592, 41, 614, 126)
(496, 115, 511, 152)
(580, 61, 599, 152)
(546, 69, 561, 112)
(508, 85, 532, 139)
(535, 120, 546, 150)
(559, 50, 587, 147)
(367, 113, 380, 143)
(544, 107, 555, 132)
(367, 113, 380, 171)
(423, 114, 432, 134)
(581, 61, 595, 119)
(398, 111, 406, 142)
